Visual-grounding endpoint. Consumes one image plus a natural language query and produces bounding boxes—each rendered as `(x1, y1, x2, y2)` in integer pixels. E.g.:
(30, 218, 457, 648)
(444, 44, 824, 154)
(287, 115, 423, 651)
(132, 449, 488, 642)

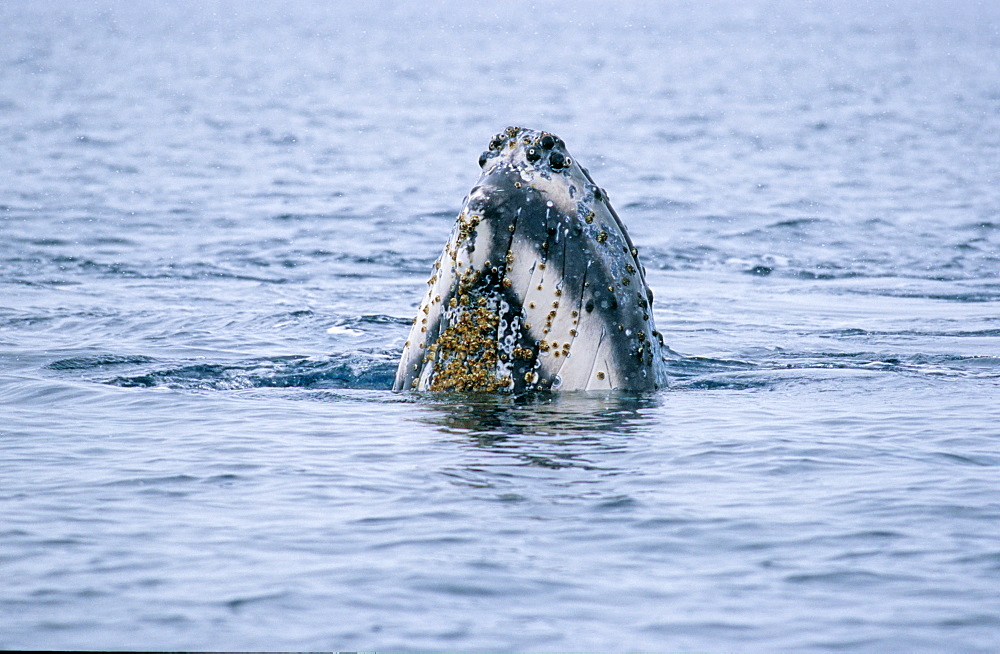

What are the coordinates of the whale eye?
(525, 147, 541, 163)
(549, 151, 567, 169)
(479, 151, 490, 167)
(539, 134, 556, 150)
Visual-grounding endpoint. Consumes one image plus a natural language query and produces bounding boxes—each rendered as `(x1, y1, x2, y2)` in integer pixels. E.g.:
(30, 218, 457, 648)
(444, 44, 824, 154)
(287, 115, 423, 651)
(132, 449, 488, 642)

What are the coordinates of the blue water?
(2, 1, 1000, 650)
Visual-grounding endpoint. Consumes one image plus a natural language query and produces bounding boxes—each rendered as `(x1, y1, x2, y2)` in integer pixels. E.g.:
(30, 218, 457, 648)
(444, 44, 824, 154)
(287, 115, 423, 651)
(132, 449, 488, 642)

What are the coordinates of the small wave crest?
(104, 352, 397, 391)
(47, 354, 157, 370)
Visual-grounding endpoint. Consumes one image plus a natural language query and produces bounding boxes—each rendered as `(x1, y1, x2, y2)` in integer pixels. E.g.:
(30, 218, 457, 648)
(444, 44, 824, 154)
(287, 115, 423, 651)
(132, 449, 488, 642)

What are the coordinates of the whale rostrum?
(394, 126, 668, 392)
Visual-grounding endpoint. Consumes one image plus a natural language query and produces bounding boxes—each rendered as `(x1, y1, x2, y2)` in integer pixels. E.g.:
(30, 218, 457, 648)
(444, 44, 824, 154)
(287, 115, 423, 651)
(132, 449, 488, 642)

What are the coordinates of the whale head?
(394, 126, 668, 392)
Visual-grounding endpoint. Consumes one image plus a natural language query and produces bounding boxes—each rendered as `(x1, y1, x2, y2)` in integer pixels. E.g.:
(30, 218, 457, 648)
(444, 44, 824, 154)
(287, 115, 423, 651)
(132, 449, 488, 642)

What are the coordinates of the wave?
(102, 352, 398, 391)
(38, 346, 998, 395)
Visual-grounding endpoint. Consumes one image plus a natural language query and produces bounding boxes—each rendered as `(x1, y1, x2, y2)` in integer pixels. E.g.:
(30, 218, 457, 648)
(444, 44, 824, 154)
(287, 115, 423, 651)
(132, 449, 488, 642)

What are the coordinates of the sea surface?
(2, 1, 999, 651)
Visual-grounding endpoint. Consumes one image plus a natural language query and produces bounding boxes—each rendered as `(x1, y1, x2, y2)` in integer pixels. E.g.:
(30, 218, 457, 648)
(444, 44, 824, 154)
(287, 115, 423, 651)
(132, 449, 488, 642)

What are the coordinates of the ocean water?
(2, 0, 999, 650)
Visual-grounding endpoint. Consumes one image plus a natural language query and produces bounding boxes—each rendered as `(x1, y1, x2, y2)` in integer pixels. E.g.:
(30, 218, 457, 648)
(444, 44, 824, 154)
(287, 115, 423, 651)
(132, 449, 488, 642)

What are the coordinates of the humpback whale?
(394, 126, 668, 392)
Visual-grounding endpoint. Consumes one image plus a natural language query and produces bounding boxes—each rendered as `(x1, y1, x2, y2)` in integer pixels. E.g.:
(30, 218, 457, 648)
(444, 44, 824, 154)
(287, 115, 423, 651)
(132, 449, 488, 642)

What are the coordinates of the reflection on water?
(418, 391, 660, 472)
(419, 390, 661, 439)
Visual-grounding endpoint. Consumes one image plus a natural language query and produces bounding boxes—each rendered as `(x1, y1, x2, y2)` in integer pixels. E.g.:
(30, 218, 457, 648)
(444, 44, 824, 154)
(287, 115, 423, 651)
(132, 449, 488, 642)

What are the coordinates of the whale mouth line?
(394, 126, 668, 393)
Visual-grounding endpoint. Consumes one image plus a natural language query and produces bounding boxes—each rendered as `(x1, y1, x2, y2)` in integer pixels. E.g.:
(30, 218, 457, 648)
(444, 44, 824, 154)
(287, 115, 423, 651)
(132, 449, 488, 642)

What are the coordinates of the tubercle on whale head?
(474, 126, 604, 223)
(478, 126, 573, 176)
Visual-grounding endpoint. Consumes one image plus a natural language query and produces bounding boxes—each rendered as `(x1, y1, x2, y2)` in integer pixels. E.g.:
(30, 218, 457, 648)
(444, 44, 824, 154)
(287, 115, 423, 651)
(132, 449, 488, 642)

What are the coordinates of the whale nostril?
(525, 147, 541, 163)
(539, 134, 556, 150)
(549, 151, 567, 169)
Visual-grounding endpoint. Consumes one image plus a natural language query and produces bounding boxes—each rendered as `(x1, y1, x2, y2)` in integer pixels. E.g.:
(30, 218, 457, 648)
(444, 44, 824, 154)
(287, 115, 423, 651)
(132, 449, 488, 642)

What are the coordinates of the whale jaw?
(394, 126, 668, 392)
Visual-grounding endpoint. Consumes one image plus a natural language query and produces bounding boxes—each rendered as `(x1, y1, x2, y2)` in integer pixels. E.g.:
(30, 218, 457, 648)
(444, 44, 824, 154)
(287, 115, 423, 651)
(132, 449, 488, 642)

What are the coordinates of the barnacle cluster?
(428, 304, 506, 392)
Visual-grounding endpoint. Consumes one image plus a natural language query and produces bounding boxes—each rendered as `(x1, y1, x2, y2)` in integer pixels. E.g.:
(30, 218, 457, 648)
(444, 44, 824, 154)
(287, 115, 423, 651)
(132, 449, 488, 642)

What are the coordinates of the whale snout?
(479, 126, 572, 175)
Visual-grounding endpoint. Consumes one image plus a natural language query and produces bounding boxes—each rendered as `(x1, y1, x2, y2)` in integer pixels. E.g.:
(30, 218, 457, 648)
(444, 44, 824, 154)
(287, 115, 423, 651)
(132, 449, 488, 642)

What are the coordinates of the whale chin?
(394, 126, 668, 392)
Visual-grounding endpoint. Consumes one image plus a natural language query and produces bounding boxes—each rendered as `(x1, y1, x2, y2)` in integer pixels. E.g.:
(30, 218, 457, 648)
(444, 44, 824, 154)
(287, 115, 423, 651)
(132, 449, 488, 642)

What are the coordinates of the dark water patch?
(516, 453, 579, 469)
(155, 263, 290, 284)
(9, 278, 82, 288)
(963, 220, 1000, 231)
(225, 591, 290, 612)
(820, 327, 1000, 339)
(953, 551, 1000, 569)
(936, 614, 1000, 628)
(47, 354, 157, 371)
(107, 352, 397, 390)
(272, 212, 307, 222)
(593, 494, 640, 511)
(870, 289, 1000, 303)
(100, 474, 199, 488)
(0, 313, 58, 329)
(73, 134, 117, 148)
(673, 375, 779, 391)
(769, 351, 1000, 379)
(664, 351, 1000, 390)
(72, 259, 153, 280)
(2, 254, 292, 285)
(934, 451, 1000, 467)
(302, 249, 437, 276)
(115, 363, 233, 388)
(785, 570, 921, 586)
(19, 237, 71, 247)
(357, 314, 412, 325)
(663, 356, 759, 380)
(84, 236, 136, 247)
(349, 250, 436, 274)
(767, 217, 835, 230)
